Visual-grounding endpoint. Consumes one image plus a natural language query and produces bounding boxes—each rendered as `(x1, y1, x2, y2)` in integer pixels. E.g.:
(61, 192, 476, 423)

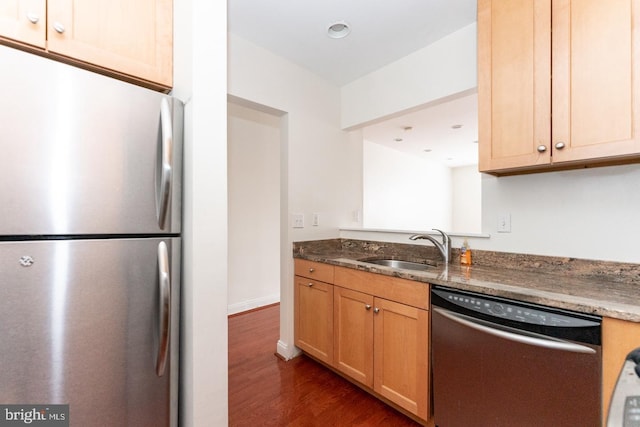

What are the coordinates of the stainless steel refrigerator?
(0, 45, 182, 426)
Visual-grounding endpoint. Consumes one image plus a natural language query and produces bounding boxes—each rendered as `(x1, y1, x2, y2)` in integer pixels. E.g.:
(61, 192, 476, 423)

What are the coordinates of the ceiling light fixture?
(327, 21, 351, 39)
(394, 138, 403, 142)
(451, 124, 463, 129)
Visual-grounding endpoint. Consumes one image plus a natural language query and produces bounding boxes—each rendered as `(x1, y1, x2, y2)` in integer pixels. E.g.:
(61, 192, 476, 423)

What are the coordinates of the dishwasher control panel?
(432, 288, 599, 328)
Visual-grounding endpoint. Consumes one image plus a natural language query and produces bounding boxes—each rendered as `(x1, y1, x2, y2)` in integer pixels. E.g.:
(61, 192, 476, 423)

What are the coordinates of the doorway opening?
(227, 96, 287, 315)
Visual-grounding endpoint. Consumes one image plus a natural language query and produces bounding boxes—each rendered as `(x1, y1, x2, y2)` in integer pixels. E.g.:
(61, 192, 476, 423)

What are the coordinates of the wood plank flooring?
(228, 303, 422, 426)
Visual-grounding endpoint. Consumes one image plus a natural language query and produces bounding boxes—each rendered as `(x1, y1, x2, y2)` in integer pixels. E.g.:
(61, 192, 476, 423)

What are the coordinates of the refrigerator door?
(0, 238, 180, 427)
(0, 45, 182, 236)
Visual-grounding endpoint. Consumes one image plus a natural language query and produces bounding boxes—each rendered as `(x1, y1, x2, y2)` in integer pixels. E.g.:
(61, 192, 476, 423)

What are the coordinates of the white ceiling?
(228, 0, 479, 167)
(362, 92, 478, 167)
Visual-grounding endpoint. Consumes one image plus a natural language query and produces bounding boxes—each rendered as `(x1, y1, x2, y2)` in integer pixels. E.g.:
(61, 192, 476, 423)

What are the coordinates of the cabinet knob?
(307, 282, 313, 287)
(26, 12, 39, 24)
(53, 22, 65, 34)
(373, 307, 380, 314)
(308, 268, 315, 273)
(537, 145, 547, 153)
(555, 142, 566, 150)
(365, 304, 372, 310)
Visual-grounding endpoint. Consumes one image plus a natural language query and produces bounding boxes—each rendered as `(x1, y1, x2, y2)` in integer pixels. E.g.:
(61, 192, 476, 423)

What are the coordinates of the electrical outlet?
(497, 213, 511, 233)
(292, 213, 304, 228)
(312, 213, 320, 226)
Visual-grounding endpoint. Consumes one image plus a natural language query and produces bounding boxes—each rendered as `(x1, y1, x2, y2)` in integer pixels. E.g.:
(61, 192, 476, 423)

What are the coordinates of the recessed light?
(473, 140, 478, 144)
(394, 138, 403, 142)
(451, 124, 463, 129)
(327, 21, 351, 39)
(423, 148, 432, 153)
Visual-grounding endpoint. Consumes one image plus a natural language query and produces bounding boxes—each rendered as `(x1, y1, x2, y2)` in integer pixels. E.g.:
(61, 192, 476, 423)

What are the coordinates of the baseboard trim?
(227, 294, 280, 316)
(276, 339, 301, 361)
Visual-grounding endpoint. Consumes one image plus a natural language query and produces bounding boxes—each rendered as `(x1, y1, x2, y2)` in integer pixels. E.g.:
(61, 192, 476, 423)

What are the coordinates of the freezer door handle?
(157, 98, 173, 229)
(433, 307, 596, 354)
(156, 241, 171, 376)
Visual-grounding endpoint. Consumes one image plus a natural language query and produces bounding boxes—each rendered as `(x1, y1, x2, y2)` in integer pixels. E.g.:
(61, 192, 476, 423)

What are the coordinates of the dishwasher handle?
(433, 307, 596, 354)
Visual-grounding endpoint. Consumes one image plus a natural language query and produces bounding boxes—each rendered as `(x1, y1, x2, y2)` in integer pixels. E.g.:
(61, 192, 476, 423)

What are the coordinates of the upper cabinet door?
(552, 0, 640, 163)
(478, 0, 551, 173)
(47, 0, 172, 87)
(0, 0, 46, 48)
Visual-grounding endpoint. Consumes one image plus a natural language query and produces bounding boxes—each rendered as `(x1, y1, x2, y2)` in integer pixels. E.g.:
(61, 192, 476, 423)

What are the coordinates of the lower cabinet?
(334, 287, 374, 386)
(334, 286, 429, 420)
(602, 316, 640, 425)
(294, 274, 334, 365)
(373, 297, 428, 420)
(294, 259, 430, 423)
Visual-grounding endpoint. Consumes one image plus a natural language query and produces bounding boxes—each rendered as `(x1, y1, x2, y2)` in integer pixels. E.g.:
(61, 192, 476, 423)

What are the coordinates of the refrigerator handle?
(156, 241, 171, 377)
(157, 98, 173, 229)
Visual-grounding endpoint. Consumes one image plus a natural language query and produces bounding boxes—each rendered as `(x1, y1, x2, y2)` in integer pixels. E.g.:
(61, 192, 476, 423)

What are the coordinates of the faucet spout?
(409, 229, 452, 264)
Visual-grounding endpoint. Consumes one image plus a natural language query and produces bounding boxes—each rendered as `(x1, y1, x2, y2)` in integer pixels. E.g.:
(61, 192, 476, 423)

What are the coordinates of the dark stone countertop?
(293, 239, 640, 322)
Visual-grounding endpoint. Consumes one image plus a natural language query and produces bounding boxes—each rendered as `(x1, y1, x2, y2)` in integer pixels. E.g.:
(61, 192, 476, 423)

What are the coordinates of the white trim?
(227, 294, 280, 316)
(339, 227, 490, 238)
(276, 339, 301, 361)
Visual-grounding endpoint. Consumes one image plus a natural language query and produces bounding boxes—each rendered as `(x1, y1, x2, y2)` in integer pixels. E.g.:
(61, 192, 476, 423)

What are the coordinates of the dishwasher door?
(431, 288, 601, 427)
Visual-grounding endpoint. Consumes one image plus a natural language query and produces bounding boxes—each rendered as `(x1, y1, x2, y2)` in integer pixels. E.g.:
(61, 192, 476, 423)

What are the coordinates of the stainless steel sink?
(361, 259, 436, 271)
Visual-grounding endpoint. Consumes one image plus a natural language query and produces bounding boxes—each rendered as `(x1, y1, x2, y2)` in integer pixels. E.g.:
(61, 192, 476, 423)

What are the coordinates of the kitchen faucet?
(409, 229, 452, 264)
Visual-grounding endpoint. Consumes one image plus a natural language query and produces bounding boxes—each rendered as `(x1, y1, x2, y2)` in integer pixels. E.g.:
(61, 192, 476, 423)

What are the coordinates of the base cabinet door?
(374, 298, 429, 421)
(294, 275, 333, 364)
(602, 317, 640, 425)
(333, 287, 374, 387)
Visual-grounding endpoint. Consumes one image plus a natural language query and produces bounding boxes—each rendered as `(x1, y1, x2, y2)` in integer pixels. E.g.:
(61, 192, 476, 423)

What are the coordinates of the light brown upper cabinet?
(479, 0, 640, 174)
(0, 0, 172, 89)
(0, 0, 46, 48)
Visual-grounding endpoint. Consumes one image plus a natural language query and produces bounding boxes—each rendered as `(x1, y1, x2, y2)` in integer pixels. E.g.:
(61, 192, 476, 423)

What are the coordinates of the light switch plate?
(292, 213, 304, 228)
(497, 213, 511, 233)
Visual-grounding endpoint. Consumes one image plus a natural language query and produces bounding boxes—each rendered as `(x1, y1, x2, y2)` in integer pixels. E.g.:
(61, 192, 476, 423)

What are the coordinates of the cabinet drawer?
(294, 259, 334, 283)
(334, 266, 429, 310)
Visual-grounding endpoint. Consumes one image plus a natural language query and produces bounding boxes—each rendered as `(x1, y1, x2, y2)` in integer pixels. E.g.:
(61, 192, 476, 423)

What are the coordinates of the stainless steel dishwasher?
(431, 286, 602, 427)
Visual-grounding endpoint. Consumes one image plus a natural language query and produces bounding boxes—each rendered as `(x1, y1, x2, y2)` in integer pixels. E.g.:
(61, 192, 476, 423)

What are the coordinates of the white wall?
(452, 165, 482, 233)
(227, 102, 281, 314)
(476, 164, 640, 263)
(227, 33, 362, 359)
(173, 0, 228, 425)
(341, 23, 477, 130)
(363, 141, 452, 230)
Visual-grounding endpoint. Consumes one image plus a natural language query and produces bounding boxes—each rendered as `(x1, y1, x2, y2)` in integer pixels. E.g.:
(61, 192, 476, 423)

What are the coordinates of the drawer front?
(334, 266, 429, 310)
(294, 259, 334, 283)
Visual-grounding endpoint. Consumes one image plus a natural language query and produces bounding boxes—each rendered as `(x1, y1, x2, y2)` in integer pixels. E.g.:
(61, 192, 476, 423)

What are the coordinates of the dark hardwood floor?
(228, 303, 422, 426)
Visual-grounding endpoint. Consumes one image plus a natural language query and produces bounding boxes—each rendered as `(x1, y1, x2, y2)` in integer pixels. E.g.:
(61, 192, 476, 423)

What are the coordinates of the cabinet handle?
(373, 308, 380, 314)
(26, 12, 39, 24)
(308, 268, 315, 273)
(307, 282, 313, 287)
(555, 142, 566, 150)
(536, 145, 547, 153)
(365, 304, 372, 310)
(53, 22, 65, 34)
